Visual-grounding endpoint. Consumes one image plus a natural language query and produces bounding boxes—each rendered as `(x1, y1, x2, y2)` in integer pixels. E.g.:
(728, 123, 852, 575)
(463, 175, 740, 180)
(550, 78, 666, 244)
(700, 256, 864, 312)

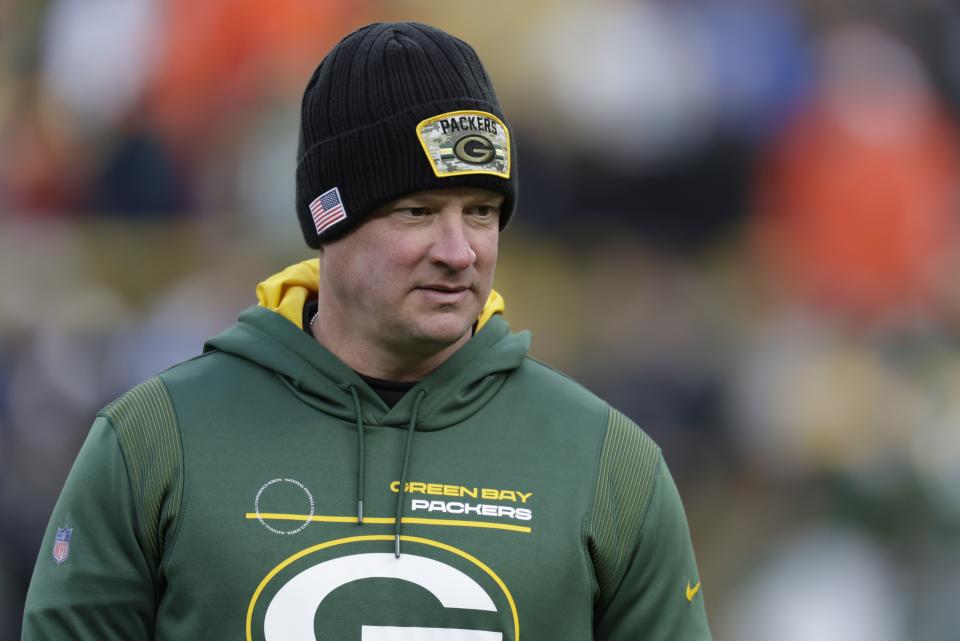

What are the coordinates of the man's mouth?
(419, 284, 469, 293)
(416, 284, 471, 303)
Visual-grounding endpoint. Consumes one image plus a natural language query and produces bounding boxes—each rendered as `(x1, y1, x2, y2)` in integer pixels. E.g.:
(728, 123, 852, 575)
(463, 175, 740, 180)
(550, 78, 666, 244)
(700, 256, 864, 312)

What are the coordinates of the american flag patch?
(53, 526, 73, 565)
(309, 187, 347, 235)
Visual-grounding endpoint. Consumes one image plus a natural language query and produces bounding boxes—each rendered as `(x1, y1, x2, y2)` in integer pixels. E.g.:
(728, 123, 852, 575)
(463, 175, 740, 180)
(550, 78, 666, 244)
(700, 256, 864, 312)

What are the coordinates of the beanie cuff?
(296, 97, 517, 247)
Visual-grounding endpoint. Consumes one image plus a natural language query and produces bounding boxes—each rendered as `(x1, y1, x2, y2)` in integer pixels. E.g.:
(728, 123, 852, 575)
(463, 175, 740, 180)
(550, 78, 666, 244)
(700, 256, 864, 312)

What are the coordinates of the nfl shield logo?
(52, 526, 73, 565)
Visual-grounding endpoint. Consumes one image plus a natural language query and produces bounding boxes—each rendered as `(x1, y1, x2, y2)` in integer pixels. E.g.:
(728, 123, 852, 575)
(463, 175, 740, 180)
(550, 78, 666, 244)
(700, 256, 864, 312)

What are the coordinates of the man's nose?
(428, 214, 476, 270)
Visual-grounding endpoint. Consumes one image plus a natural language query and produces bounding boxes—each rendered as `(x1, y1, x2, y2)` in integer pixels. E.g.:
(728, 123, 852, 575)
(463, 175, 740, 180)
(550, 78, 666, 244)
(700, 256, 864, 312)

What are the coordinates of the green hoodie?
(23, 264, 711, 641)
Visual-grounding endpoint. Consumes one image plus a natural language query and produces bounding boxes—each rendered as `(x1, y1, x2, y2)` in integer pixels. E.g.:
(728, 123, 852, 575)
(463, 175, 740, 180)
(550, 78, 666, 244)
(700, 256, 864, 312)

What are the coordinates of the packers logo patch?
(416, 110, 510, 179)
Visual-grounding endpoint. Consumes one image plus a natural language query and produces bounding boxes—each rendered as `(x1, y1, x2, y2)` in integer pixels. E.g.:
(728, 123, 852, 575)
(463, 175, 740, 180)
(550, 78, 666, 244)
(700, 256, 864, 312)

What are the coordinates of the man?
(23, 22, 712, 640)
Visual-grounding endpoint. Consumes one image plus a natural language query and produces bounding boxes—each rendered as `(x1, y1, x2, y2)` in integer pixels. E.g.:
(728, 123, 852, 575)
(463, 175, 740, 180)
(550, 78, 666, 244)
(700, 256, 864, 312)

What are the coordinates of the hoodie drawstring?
(394, 389, 426, 558)
(348, 386, 365, 524)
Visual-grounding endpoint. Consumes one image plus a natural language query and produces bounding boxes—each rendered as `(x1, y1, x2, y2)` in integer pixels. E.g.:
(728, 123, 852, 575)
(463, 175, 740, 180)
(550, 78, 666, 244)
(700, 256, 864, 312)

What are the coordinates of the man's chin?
(407, 314, 476, 349)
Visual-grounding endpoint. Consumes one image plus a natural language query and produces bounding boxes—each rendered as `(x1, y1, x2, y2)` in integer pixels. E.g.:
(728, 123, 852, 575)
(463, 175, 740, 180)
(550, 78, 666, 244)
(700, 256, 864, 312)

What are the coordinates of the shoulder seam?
(521, 356, 604, 400)
(523, 355, 579, 383)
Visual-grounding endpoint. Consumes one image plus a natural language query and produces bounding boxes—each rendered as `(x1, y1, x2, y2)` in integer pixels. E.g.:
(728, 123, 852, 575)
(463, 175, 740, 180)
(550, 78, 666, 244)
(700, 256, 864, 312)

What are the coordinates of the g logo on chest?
(265, 553, 499, 640)
(247, 535, 519, 641)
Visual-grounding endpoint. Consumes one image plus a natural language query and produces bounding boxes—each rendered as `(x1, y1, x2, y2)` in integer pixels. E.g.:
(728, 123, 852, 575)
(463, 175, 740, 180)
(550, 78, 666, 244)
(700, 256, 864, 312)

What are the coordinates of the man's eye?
(391, 206, 429, 218)
(469, 205, 499, 217)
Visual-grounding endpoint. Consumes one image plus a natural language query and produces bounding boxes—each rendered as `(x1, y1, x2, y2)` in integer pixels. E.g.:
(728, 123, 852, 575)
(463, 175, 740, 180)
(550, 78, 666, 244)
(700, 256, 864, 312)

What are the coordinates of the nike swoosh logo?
(686, 580, 701, 602)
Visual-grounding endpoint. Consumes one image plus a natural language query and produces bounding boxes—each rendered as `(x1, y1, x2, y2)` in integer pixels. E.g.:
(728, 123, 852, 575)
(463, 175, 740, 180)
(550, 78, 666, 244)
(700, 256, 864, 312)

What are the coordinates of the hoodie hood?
(204, 259, 530, 432)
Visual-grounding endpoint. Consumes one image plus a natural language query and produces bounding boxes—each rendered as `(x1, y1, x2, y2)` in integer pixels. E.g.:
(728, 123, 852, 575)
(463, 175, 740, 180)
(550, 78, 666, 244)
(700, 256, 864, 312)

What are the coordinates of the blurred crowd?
(3, 0, 960, 639)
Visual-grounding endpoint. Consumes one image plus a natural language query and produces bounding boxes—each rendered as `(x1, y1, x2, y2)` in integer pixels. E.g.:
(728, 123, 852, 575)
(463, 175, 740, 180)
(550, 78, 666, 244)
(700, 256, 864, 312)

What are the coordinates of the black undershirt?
(302, 299, 417, 408)
(355, 374, 417, 408)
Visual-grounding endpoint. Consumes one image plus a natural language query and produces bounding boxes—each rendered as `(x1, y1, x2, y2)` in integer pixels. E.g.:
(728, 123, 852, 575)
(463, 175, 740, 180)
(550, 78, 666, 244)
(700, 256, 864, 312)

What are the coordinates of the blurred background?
(3, 0, 960, 639)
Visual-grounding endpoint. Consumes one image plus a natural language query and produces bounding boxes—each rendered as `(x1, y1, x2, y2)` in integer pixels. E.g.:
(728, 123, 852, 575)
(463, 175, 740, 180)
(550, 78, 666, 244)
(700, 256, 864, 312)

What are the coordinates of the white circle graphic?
(254, 478, 315, 535)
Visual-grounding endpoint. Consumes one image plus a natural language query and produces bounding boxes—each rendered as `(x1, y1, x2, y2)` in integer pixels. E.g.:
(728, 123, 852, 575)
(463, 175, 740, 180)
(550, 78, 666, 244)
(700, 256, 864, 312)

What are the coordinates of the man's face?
(318, 187, 503, 360)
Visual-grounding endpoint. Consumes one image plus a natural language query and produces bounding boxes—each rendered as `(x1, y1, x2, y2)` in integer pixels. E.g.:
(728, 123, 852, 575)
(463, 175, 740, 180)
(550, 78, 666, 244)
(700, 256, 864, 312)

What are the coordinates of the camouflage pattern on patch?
(416, 110, 510, 179)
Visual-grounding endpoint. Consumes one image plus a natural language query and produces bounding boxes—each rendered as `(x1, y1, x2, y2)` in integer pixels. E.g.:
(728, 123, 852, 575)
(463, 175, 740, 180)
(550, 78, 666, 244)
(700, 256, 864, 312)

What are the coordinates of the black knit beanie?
(295, 22, 517, 247)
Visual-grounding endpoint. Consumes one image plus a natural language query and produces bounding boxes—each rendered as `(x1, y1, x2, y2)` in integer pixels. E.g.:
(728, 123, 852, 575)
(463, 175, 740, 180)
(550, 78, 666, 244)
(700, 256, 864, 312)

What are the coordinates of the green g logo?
(453, 135, 496, 165)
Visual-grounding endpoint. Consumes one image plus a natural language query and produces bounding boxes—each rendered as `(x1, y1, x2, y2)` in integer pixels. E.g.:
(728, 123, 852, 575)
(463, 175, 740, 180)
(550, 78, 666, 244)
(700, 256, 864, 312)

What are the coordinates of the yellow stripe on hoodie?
(256, 259, 505, 330)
